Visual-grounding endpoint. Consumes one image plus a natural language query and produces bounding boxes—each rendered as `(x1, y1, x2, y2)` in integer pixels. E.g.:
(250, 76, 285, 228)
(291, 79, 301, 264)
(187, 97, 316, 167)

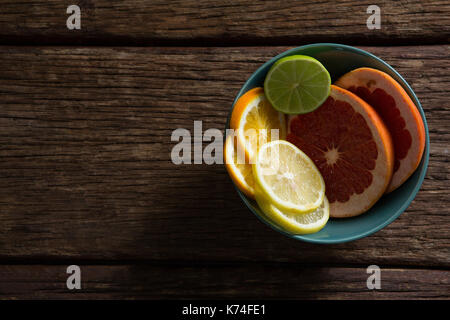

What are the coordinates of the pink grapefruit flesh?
(335, 67, 425, 192)
(287, 85, 394, 218)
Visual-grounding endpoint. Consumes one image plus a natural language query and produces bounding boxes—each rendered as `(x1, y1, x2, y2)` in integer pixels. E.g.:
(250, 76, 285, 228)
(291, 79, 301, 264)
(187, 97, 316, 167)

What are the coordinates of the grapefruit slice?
(335, 67, 425, 192)
(287, 85, 394, 218)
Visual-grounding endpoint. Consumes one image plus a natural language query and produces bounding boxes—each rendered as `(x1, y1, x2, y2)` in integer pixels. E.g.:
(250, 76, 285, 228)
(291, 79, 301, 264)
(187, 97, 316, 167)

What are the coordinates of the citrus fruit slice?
(255, 184, 329, 234)
(335, 67, 426, 192)
(223, 135, 255, 199)
(253, 140, 325, 214)
(287, 85, 394, 218)
(264, 55, 331, 114)
(230, 87, 286, 162)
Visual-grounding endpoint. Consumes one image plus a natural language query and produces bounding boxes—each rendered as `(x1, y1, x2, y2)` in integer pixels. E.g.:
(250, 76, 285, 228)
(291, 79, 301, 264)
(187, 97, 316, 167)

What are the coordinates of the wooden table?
(0, 0, 448, 299)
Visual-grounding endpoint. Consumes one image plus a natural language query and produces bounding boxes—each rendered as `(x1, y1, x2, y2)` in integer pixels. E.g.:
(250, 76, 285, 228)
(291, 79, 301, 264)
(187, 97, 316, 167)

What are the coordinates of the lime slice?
(252, 140, 325, 214)
(255, 184, 329, 234)
(264, 55, 331, 114)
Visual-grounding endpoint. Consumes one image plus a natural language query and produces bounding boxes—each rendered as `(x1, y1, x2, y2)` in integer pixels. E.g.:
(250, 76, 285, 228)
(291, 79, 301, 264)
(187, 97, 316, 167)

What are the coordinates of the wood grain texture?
(0, 264, 448, 299)
(0, 0, 449, 45)
(0, 45, 448, 267)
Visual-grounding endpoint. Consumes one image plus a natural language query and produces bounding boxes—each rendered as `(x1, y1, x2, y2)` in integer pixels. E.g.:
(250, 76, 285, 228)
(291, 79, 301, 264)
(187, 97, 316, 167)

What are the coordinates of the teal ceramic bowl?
(228, 43, 429, 244)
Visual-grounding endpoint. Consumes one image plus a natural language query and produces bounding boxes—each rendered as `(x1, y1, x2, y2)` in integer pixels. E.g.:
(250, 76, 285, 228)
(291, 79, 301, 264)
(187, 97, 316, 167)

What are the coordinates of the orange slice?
(335, 67, 425, 192)
(287, 85, 394, 218)
(223, 134, 255, 199)
(230, 87, 286, 163)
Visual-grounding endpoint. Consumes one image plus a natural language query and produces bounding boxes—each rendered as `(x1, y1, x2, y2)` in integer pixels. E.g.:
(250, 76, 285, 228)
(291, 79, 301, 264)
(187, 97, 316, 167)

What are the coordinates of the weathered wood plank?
(0, 0, 448, 45)
(0, 46, 448, 266)
(0, 264, 448, 299)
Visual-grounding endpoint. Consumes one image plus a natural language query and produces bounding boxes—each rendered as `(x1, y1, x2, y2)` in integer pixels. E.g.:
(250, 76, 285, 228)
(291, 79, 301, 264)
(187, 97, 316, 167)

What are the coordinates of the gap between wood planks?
(0, 37, 449, 48)
(0, 259, 449, 271)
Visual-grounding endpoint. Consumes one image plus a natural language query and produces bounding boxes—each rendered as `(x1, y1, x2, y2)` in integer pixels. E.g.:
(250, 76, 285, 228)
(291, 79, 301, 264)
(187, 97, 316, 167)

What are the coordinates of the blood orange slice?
(335, 67, 425, 192)
(287, 85, 394, 218)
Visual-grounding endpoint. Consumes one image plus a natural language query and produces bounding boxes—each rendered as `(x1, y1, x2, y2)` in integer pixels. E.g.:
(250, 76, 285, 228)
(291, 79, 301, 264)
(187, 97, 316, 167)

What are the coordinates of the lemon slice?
(253, 140, 325, 214)
(223, 135, 255, 198)
(255, 184, 329, 234)
(230, 87, 286, 162)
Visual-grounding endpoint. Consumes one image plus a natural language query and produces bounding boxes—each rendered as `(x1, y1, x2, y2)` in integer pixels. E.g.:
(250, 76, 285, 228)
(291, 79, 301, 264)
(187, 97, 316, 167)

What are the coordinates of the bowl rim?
(227, 43, 430, 244)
